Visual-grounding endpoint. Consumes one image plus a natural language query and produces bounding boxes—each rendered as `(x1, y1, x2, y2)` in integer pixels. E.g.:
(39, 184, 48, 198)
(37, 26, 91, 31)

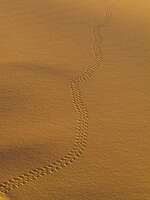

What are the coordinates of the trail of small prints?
(0, 6, 112, 195)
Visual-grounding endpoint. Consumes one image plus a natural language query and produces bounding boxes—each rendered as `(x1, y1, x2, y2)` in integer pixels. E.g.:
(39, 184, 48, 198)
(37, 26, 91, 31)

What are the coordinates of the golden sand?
(0, 0, 150, 199)
(0, 193, 9, 200)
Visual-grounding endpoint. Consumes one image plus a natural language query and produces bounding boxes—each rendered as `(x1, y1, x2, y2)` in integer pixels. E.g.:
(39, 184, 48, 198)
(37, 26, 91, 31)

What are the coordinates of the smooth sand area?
(0, 0, 150, 199)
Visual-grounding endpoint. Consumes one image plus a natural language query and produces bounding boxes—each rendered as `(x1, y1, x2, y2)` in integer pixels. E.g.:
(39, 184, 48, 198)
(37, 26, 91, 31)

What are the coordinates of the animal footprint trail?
(0, 6, 112, 195)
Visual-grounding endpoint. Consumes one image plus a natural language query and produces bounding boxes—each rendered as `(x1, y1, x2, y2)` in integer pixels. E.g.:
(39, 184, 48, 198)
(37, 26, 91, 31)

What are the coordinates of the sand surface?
(0, 0, 150, 199)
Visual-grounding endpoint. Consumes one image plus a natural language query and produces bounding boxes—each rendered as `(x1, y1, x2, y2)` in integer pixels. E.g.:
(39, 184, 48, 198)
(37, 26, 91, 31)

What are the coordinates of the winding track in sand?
(0, 6, 112, 195)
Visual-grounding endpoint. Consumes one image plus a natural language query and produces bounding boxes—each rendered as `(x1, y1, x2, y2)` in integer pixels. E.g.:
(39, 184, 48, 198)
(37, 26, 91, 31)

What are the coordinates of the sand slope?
(0, 0, 150, 199)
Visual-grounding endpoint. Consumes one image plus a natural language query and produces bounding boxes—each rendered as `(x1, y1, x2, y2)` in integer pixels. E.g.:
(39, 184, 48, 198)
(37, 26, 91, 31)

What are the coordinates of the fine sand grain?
(0, 0, 150, 200)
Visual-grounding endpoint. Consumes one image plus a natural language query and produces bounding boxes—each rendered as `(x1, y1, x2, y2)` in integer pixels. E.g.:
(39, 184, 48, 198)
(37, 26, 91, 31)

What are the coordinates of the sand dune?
(0, 0, 150, 200)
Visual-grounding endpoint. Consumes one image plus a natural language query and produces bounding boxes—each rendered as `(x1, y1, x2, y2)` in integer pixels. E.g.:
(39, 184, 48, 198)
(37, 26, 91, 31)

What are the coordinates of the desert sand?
(0, 0, 150, 199)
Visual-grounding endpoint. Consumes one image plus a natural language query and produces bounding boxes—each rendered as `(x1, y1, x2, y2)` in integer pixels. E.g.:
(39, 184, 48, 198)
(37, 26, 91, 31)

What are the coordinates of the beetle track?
(0, 7, 112, 194)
